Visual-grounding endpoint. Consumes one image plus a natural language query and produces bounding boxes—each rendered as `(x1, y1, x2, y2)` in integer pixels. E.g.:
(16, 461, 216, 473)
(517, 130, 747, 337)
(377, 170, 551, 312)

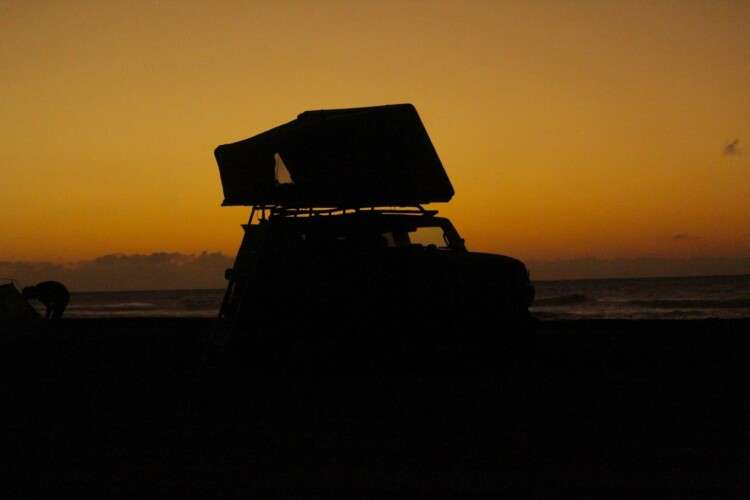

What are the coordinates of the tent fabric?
(214, 104, 454, 207)
(0, 282, 40, 319)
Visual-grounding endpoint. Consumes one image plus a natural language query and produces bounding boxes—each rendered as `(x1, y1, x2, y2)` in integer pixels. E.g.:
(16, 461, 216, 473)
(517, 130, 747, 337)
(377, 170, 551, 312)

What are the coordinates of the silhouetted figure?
(22, 281, 69, 320)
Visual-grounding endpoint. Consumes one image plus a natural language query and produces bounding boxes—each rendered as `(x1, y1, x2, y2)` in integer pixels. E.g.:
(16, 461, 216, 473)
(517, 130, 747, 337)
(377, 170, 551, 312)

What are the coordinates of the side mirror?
(224, 268, 234, 281)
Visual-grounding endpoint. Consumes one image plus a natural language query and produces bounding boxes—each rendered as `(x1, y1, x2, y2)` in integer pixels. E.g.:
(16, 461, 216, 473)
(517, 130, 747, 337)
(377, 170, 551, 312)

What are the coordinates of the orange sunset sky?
(2, 1, 749, 276)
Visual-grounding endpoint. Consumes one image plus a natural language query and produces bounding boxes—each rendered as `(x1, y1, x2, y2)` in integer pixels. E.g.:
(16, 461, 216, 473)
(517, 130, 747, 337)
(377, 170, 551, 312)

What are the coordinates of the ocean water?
(66, 289, 225, 318)
(59, 274, 750, 320)
(532, 274, 750, 320)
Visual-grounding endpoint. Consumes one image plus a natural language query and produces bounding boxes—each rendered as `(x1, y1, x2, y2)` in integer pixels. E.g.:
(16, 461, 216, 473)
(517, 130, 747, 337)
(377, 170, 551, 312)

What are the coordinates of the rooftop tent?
(214, 104, 454, 207)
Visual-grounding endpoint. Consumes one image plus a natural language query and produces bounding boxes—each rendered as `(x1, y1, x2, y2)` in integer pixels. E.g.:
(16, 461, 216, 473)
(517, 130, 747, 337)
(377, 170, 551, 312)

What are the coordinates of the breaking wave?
(534, 295, 750, 310)
(67, 302, 157, 311)
(623, 298, 750, 309)
(179, 297, 221, 310)
(534, 294, 591, 307)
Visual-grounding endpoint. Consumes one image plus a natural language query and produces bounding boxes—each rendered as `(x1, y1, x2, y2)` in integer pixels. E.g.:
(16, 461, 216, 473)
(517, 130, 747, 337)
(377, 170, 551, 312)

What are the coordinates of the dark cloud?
(0, 252, 233, 291)
(723, 139, 741, 156)
(6, 252, 750, 290)
(526, 256, 750, 281)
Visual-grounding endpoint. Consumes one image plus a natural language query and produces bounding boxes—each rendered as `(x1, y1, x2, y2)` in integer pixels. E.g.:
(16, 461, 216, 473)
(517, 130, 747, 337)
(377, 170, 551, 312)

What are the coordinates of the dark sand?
(2, 318, 749, 497)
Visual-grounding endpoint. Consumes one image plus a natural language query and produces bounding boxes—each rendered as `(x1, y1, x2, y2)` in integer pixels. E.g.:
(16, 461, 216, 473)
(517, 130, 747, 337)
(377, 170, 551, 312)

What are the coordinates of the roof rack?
(247, 205, 438, 223)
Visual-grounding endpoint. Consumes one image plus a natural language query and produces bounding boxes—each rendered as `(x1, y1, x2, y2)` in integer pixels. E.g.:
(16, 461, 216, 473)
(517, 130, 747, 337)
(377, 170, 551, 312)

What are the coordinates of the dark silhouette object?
(0, 281, 41, 319)
(22, 281, 69, 320)
(214, 104, 535, 366)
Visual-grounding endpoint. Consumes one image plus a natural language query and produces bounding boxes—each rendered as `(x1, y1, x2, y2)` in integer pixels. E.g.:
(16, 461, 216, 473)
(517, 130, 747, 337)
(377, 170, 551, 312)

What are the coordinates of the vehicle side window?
(409, 226, 448, 248)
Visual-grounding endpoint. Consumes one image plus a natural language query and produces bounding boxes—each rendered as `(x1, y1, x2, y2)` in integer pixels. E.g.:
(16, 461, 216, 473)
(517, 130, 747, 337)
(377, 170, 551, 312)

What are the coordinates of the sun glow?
(2, 1, 748, 268)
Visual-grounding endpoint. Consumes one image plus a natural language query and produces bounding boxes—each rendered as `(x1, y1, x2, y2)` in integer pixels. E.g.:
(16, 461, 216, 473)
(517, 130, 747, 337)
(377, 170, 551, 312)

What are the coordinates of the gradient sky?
(2, 1, 749, 269)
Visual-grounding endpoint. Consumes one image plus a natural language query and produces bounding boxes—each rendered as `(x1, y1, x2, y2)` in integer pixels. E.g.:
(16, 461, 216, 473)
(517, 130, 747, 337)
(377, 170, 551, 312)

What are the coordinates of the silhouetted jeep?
(214, 104, 534, 342)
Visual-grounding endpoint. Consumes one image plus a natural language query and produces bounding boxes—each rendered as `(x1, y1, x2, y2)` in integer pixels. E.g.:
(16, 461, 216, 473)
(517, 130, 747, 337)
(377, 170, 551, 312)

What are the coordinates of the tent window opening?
(274, 153, 294, 184)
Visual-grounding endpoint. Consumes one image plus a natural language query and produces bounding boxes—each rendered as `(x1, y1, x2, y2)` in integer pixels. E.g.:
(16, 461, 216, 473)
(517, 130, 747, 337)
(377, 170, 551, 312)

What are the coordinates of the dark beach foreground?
(2, 318, 749, 497)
